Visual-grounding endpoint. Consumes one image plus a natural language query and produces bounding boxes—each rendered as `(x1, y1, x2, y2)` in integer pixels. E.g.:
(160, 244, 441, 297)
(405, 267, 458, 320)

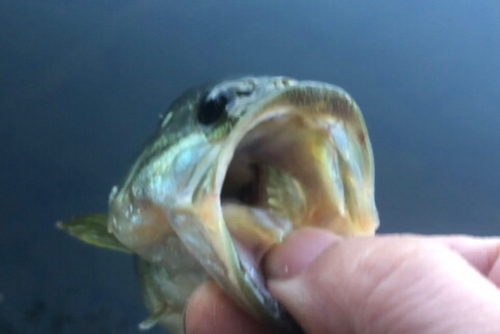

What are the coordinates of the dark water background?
(1, 1, 499, 333)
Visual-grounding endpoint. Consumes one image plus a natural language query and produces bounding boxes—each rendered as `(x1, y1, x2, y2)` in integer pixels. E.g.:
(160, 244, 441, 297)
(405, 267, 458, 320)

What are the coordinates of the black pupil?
(198, 95, 228, 125)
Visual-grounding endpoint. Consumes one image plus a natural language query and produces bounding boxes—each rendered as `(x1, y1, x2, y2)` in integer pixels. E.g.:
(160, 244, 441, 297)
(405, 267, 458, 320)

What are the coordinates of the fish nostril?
(235, 90, 251, 97)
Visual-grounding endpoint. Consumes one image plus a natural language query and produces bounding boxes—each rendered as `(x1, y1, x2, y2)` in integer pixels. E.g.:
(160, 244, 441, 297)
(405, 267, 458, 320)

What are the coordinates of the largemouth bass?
(58, 76, 379, 333)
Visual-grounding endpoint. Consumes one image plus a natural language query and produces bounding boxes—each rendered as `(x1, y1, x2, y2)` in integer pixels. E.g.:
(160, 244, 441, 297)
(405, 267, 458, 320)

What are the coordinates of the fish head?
(107, 76, 379, 329)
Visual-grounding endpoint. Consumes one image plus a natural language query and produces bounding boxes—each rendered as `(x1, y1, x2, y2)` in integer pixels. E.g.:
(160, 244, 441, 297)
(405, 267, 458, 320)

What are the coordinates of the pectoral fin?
(138, 304, 170, 331)
(56, 213, 131, 253)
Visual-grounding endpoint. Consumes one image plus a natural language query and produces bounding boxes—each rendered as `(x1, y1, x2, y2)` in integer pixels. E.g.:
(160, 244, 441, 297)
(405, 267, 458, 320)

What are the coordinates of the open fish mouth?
(168, 80, 378, 327)
(106, 77, 379, 331)
(218, 85, 377, 235)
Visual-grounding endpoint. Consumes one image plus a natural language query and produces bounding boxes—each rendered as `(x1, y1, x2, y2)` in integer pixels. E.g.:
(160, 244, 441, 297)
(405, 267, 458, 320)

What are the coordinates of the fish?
(58, 76, 379, 333)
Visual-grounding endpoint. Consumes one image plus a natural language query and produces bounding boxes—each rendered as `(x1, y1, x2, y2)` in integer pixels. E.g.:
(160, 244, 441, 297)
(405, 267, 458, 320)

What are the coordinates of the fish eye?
(198, 94, 228, 125)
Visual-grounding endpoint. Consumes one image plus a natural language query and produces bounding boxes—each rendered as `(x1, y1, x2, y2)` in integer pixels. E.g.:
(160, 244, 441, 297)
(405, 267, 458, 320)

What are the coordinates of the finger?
(184, 281, 276, 334)
(265, 227, 340, 279)
(266, 230, 500, 286)
(427, 235, 500, 286)
(266, 232, 500, 334)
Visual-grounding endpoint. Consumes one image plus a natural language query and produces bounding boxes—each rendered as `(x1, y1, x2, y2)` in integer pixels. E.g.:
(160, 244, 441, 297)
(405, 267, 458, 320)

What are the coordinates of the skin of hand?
(185, 228, 500, 334)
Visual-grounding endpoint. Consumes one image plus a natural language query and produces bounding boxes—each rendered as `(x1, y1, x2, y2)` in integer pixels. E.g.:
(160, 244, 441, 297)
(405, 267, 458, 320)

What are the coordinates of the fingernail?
(264, 228, 340, 280)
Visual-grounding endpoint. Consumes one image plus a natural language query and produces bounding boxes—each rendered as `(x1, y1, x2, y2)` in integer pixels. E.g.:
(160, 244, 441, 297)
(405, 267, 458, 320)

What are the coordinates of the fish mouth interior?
(221, 114, 308, 222)
(218, 110, 344, 262)
(221, 160, 264, 208)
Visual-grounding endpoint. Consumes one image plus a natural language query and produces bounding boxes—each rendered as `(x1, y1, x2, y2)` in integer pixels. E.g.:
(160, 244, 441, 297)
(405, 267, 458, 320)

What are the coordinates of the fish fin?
(138, 304, 170, 331)
(56, 213, 131, 253)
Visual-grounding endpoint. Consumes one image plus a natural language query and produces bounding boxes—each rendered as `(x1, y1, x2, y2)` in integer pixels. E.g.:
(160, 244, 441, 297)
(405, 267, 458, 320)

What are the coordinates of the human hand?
(185, 228, 500, 333)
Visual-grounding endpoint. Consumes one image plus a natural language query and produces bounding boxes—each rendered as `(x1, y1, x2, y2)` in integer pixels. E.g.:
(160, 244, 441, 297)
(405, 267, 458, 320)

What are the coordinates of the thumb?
(264, 229, 500, 334)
